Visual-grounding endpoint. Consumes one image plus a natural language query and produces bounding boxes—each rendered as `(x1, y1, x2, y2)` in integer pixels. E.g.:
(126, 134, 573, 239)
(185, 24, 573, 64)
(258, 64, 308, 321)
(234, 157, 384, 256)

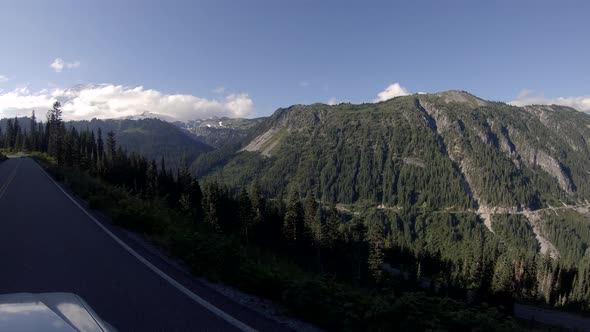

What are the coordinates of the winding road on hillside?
(0, 157, 293, 332)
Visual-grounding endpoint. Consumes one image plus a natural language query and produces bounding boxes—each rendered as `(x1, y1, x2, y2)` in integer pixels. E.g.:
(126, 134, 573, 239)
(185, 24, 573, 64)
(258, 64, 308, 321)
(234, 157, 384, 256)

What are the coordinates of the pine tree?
(145, 160, 158, 198)
(189, 178, 203, 223)
(29, 110, 37, 150)
(14, 130, 22, 152)
(249, 183, 265, 225)
(88, 130, 97, 168)
(158, 157, 170, 196)
(13, 117, 21, 149)
(304, 194, 321, 244)
(238, 188, 254, 244)
(349, 218, 368, 282)
(96, 128, 104, 165)
(62, 126, 74, 166)
(203, 181, 221, 231)
(4, 118, 14, 149)
(367, 217, 386, 282)
(492, 254, 515, 293)
(47, 102, 64, 164)
(177, 155, 192, 194)
(106, 130, 116, 161)
(323, 203, 340, 249)
(37, 122, 46, 152)
(536, 255, 555, 304)
(283, 191, 304, 244)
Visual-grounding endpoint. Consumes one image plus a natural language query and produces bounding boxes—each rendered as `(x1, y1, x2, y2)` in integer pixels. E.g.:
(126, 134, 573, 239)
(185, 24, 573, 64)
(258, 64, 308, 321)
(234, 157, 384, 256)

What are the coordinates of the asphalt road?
(514, 304, 590, 331)
(0, 158, 292, 332)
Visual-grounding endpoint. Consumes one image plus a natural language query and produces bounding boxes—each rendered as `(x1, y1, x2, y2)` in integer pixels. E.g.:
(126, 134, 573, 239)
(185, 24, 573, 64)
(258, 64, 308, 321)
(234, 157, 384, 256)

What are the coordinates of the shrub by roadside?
(30, 153, 525, 331)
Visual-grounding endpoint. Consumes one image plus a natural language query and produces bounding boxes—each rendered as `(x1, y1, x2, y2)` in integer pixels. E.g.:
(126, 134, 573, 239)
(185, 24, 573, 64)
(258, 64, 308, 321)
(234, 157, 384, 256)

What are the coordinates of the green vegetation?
(207, 93, 590, 209)
(541, 210, 590, 266)
(492, 214, 538, 255)
(31, 153, 522, 331)
(9, 102, 522, 330)
(197, 93, 590, 313)
(205, 100, 475, 209)
(69, 117, 212, 170)
(1, 114, 212, 171)
(4, 93, 590, 329)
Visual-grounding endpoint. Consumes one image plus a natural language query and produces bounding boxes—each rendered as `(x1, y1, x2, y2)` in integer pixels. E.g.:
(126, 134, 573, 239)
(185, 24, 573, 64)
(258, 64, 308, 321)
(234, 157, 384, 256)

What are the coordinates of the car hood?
(0, 292, 115, 332)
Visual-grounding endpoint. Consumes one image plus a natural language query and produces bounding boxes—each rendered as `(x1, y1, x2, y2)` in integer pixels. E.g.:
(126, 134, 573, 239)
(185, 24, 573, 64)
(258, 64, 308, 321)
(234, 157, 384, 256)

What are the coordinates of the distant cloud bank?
(510, 89, 590, 113)
(374, 83, 411, 102)
(50, 58, 81, 73)
(0, 84, 255, 121)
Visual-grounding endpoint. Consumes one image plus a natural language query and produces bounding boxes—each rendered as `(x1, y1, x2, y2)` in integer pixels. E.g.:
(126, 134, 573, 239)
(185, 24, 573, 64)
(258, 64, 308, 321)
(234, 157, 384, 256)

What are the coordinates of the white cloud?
(327, 97, 338, 105)
(213, 86, 226, 94)
(510, 89, 590, 113)
(0, 75, 9, 83)
(50, 58, 80, 73)
(298, 81, 310, 87)
(374, 82, 411, 102)
(0, 84, 255, 121)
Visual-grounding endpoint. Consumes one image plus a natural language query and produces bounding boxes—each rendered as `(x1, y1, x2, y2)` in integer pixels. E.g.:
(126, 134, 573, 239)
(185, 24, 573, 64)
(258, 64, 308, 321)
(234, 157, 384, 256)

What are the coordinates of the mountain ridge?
(198, 91, 590, 261)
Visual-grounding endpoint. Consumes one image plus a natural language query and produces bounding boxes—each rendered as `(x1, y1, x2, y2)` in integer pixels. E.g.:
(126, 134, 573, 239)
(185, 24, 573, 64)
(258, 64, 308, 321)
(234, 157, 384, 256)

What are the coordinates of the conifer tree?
(323, 203, 340, 249)
(47, 102, 64, 164)
(238, 188, 254, 244)
(189, 178, 203, 223)
(145, 160, 158, 198)
(249, 183, 265, 225)
(284, 191, 304, 244)
(29, 110, 37, 150)
(367, 217, 386, 282)
(96, 128, 104, 165)
(106, 130, 116, 161)
(492, 254, 515, 293)
(5, 118, 14, 149)
(202, 181, 221, 231)
(304, 194, 321, 244)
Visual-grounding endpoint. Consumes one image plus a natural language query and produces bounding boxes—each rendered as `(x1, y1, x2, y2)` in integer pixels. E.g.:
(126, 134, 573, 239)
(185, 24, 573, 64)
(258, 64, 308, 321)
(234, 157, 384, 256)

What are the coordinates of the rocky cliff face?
(241, 104, 329, 156)
(517, 144, 574, 193)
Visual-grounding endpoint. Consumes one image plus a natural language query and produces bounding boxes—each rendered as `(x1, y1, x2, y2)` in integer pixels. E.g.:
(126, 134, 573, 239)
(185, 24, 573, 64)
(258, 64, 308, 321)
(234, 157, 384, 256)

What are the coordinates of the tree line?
(3, 102, 590, 319)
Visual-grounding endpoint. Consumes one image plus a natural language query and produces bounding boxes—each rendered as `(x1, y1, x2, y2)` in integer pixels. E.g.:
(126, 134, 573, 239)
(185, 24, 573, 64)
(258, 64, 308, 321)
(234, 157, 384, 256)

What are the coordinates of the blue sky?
(0, 0, 589, 120)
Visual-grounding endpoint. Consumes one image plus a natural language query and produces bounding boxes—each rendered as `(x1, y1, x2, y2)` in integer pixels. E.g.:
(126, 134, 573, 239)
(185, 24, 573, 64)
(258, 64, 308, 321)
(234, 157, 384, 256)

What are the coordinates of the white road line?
(0, 159, 21, 200)
(32, 160, 258, 332)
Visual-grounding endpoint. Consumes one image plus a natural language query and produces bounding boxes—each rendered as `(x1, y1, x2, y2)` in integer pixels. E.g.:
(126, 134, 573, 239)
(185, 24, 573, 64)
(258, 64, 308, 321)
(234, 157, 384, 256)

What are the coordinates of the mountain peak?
(433, 90, 488, 107)
(119, 111, 177, 122)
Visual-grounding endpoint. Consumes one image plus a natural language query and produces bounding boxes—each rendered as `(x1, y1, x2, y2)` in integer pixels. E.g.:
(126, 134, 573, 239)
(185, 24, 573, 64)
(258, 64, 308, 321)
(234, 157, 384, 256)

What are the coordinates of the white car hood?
(0, 292, 114, 332)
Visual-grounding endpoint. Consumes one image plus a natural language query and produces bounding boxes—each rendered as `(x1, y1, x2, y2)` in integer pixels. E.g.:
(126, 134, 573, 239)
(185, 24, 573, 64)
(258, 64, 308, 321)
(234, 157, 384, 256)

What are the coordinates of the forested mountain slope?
(69, 118, 212, 170)
(205, 91, 590, 261)
(4, 93, 590, 320)
(211, 91, 590, 206)
(2, 117, 212, 170)
(175, 117, 264, 148)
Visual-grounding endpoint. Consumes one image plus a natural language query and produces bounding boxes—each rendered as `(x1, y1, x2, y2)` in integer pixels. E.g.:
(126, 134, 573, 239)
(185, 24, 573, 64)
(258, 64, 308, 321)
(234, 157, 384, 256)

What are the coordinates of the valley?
(3, 2, 589, 331)
(2, 91, 590, 330)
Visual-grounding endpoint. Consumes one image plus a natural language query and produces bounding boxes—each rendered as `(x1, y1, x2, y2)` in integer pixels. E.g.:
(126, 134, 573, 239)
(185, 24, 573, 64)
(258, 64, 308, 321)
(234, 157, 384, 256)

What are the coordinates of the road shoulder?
(33, 158, 321, 332)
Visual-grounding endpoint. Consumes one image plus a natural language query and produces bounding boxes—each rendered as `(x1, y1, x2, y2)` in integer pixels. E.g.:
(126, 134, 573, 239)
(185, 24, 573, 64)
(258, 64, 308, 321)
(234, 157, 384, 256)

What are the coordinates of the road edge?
(32, 159, 258, 332)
